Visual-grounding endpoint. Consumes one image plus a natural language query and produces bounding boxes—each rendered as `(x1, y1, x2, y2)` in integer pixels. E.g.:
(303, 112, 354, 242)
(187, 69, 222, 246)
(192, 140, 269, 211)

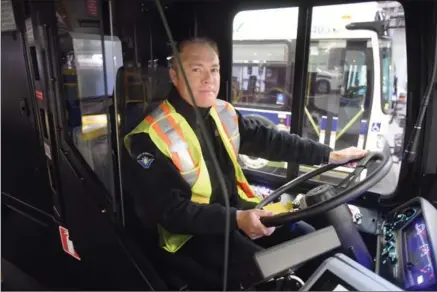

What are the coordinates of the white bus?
(232, 2, 396, 182)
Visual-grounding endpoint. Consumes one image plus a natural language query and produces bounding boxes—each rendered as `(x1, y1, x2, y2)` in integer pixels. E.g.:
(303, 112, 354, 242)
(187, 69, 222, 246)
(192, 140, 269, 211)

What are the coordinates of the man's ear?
(169, 68, 177, 86)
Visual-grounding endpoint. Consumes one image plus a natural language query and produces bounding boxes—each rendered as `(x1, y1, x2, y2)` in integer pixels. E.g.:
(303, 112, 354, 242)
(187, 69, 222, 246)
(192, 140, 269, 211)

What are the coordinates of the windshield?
(304, 39, 373, 152)
(231, 2, 407, 195)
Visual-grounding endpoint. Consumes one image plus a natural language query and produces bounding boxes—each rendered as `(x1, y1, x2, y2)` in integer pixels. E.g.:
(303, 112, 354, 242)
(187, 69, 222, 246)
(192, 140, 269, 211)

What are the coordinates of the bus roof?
(233, 2, 382, 41)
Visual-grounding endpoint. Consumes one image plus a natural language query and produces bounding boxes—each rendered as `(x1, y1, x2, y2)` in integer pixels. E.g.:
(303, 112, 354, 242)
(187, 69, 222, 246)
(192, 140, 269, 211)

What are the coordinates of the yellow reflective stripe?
(158, 225, 192, 253)
(124, 119, 150, 155)
(191, 193, 210, 204)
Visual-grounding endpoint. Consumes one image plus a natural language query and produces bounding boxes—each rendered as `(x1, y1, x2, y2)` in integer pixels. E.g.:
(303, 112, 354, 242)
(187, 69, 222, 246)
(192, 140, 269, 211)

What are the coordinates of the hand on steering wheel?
(329, 146, 368, 167)
(256, 149, 392, 227)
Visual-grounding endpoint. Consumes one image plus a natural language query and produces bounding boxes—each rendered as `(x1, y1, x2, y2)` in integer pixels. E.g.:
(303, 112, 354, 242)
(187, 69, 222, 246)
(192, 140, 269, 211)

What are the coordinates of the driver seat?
(122, 194, 224, 290)
(116, 64, 226, 291)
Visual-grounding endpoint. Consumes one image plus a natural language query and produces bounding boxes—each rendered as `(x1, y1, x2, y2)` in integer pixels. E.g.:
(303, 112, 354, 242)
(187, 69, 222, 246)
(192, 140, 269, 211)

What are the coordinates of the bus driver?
(124, 37, 367, 289)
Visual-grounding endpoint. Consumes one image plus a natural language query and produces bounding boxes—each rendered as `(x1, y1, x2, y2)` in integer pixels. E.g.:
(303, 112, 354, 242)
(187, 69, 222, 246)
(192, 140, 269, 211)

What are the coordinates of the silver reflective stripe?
(215, 100, 226, 113)
(215, 100, 240, 153)
(150, 106, 167, 121)
(182, 169, 198, 187)
(156, 117, 172, 133)
(155, 114, 198, 187)
(220, 113, 238, 137)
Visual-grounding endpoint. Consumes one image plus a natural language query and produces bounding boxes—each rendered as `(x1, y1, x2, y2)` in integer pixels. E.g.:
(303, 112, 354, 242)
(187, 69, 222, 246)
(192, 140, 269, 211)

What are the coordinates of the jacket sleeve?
(125, 133, 239, 235)
(237, 111, 333, 166)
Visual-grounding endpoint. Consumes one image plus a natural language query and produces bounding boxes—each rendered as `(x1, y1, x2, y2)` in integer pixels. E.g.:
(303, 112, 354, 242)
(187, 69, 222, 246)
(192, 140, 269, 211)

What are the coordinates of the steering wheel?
(256, 150, 392, 227)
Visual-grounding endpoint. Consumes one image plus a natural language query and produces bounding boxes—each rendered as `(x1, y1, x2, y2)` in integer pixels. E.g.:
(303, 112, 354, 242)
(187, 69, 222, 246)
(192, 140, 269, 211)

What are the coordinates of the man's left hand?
(329, 147, 368, 166)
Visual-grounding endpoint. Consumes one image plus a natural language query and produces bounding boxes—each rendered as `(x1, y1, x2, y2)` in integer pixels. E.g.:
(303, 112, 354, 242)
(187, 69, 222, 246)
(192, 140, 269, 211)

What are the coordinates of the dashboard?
(251, 183, 437, 290)
(376, 197, 437, 290)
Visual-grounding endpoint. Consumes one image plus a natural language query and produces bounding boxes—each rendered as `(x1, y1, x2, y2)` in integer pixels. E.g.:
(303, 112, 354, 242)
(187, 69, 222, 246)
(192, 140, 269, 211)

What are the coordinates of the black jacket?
(124, 89, 332, 236)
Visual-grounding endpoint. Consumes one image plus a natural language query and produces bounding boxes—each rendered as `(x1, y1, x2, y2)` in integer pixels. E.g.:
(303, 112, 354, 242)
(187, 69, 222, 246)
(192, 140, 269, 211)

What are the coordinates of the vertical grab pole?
(330, 117, 338, 149)
(319, 115, 327, 144)
(357, 119, 368, 149)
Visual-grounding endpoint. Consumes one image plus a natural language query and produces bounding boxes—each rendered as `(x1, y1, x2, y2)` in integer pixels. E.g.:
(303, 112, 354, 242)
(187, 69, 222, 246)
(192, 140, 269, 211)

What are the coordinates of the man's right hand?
(236, 209, 276, 239)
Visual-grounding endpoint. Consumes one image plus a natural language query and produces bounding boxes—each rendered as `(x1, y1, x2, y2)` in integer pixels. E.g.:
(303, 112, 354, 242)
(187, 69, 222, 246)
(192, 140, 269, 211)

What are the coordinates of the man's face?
(169, 42, 220, 108)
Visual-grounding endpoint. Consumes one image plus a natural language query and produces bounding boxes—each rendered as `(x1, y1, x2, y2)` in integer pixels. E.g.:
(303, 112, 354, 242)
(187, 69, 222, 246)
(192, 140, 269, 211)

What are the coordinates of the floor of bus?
(1, 258, 45, 291)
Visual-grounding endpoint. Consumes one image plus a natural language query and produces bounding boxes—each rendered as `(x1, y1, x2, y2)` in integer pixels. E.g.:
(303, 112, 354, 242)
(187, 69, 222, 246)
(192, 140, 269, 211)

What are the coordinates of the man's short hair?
(169, 37, 219, 69)
(177, 37, 219, 56)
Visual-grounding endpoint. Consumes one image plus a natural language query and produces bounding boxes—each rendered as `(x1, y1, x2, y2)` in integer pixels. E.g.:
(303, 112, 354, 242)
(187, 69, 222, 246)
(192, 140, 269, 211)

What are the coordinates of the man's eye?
(212, 68, 219, 73)
(192, 68, 200, 72)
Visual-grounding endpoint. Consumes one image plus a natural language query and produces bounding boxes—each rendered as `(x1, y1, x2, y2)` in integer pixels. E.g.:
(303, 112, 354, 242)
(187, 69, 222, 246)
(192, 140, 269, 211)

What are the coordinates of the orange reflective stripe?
(238, 182, 256, 198)
(225, 102, 231, 111)
(160, 103, 171, 115)
(145, 115, 154, 124)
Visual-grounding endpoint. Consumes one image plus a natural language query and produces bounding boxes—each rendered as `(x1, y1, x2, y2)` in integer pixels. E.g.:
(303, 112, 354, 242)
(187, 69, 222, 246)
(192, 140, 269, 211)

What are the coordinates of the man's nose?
(201, 71, 213, 84)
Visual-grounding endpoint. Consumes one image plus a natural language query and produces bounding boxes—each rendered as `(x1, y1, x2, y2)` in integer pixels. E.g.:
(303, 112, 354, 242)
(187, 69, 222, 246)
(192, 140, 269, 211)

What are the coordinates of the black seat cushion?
(122, 185, 223, 291)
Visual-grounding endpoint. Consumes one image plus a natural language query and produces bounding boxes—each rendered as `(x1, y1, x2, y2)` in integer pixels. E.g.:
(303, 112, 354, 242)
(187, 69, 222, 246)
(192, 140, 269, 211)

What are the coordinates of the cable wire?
(154, 1, 232, 290)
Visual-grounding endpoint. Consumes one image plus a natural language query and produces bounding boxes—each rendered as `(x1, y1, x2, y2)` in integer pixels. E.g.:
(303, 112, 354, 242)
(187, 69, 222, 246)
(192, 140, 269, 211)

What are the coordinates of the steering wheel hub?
(303, 184, 337, 207)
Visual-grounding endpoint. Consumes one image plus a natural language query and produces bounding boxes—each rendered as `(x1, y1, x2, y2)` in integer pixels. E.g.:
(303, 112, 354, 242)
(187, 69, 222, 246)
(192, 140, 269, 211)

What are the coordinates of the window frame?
(379, 38, 393, 115)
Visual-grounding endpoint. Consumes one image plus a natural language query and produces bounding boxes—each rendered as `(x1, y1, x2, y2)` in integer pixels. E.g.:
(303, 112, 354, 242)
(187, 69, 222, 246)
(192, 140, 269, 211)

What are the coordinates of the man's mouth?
(199, 90, 215, 94)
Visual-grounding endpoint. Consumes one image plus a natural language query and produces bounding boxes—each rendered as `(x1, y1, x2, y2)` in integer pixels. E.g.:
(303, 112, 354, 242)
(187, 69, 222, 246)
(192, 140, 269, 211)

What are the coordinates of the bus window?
(55, 2, 123, 197)
(232, 7, 299, 177)
(301, 2, 407, 194)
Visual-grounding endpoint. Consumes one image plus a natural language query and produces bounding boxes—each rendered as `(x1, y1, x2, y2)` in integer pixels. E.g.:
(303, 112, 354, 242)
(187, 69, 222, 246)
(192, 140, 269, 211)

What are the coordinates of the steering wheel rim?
(257, 150, 393, 227)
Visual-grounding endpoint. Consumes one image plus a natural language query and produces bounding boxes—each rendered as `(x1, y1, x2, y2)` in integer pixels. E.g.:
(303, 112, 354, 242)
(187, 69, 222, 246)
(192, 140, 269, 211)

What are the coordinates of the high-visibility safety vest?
(124, 98, 261, 253)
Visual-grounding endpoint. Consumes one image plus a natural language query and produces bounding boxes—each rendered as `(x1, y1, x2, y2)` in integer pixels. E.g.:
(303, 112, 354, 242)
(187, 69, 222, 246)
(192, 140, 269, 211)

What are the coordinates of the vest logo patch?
(137, 152, 154, 169)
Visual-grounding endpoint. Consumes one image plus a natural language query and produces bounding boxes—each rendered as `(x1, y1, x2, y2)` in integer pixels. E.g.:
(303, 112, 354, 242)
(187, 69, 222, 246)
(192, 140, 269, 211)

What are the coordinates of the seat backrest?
(144, 64, 172, 107)
(116, 64, 174, 136)
(115, 66, 145, 136)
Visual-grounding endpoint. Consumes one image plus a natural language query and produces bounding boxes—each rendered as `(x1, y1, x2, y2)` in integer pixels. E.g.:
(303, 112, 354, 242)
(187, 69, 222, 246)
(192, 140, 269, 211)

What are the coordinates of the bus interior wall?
(2, 0, 437, 290)
(0, 8, 82, 290)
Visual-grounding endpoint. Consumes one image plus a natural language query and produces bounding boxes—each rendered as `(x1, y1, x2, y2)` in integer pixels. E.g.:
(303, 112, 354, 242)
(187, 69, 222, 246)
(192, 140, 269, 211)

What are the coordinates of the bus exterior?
(232, 2, 395, 181)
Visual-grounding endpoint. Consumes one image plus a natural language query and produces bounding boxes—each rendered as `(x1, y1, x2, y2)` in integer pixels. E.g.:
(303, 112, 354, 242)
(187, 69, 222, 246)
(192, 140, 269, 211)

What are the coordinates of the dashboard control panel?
(377, 197, 437, 290)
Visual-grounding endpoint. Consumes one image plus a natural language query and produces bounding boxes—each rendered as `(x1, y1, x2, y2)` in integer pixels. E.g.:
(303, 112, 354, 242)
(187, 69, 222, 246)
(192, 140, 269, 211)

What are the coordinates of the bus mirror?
(346, 20, 388, 38)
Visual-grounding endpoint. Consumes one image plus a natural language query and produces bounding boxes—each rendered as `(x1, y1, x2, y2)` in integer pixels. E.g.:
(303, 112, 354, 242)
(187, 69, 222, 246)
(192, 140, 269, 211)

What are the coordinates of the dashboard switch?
(385, 232, 394, 241)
